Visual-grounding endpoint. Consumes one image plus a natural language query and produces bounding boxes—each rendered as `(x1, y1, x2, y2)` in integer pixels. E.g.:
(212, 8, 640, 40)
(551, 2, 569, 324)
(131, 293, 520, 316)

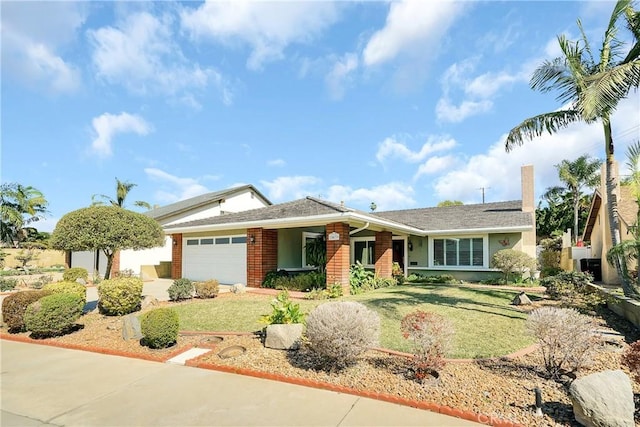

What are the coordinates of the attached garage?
(182, 235, 247, 284)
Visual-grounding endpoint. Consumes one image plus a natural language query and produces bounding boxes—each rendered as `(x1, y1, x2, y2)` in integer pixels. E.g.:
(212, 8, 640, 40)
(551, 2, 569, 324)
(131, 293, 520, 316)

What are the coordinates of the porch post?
(375, 231, 393, 278)
(171, 233, 182, 279)
(247, 227, 278, 287)
(326, 222, 350, 294)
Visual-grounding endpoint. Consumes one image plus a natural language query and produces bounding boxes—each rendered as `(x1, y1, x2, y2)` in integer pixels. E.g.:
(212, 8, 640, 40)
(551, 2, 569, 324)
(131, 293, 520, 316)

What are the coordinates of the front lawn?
(173, 285, 540, 359)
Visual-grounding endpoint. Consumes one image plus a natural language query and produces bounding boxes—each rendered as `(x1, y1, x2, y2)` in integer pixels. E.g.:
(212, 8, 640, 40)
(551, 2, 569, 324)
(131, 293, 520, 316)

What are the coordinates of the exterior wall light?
(249, 235, 255, 244)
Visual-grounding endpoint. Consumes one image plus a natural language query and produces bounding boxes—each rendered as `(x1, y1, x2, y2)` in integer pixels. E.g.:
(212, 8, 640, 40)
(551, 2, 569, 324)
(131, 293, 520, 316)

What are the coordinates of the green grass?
(174, 285, 542, 359)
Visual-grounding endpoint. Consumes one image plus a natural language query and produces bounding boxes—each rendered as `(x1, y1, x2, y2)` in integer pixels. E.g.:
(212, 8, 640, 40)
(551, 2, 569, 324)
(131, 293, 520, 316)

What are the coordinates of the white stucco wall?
(119, 236, 173, 274)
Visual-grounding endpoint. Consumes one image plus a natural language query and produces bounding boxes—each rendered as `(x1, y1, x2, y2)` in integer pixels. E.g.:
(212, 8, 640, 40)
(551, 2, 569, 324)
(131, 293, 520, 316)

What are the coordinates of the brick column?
(171, 234, 183, 279)
(247, 228, 278, 287)
(325, 222, 351, 294)
(375, 231, 393, 278)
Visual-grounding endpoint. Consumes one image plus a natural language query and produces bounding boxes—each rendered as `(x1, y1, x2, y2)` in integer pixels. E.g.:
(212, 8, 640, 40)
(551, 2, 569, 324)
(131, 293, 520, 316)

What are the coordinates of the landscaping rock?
(122, 314, 143, 341)
(264, 323, 303, 350)
(75, 278, 86, 286)
(141, 295, 159, 310)
(231, 283, 246, 294)
(569, 369, 634, 427)
(511, 291, 532, 305)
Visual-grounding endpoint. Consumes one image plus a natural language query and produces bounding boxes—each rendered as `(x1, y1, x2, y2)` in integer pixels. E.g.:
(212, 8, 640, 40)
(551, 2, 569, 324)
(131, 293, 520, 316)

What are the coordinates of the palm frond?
(505, 110, 582, 152)
(599, 0, 632, 70)
(582, 60, 640, 118)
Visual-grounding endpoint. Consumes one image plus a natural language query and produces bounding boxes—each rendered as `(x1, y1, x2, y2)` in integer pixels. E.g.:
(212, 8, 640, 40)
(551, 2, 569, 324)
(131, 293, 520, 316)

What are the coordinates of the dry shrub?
(195, 280, 219, 299)
(526, 306, 599, 379)
(401, 310, 454, 379)
(305, 301, 380, 368)
(622, 340, 640, 383)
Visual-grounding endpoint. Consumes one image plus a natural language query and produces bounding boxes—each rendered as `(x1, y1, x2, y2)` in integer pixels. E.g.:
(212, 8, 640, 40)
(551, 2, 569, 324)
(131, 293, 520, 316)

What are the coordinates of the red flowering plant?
(400, 310, 454, 381)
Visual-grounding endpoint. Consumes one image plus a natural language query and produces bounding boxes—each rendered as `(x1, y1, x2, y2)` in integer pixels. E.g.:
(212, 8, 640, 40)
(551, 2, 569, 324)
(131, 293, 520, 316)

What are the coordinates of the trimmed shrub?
(305, 301, 380, 368)
(63, 267, 89, 283)
(194, 279, 219, 299)
(269, 271, 326, 292)
(43, 281, 87, 304)
(401, 310, 454, 379)
(540, 271, 605, 312)
(2, 289, 52, 332)
(24, 293, 84, 337)
(491, 249, 537, 283)
(526, 306, 599, 379)
(98, 277, 143, 316)
(622, 340, 640, 383)
(0, 278, 18, 292)
(168, 278, 194, 301)
(141, 308, 179, 349)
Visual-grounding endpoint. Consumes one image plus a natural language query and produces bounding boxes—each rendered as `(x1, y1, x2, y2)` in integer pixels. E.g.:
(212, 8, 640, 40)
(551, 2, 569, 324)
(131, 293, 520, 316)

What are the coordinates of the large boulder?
(569, 370, 635, 427)
(511, 291, 532, 305)
(264, 323, 304, 350)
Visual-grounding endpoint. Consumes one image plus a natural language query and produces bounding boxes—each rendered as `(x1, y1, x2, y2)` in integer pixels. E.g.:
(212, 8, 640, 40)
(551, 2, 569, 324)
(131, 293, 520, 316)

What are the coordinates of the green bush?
(168, 278, 194, 301)
(0, 278, 18, 292)
(540, 271, 604, 312)
(24, 293, 84, 337)
(261, 290, 305, 324)
(97, 277, 143, 316)
(270, 272, 326, 292)
(141, 308, 179, 349)
(2, 289, 52, 332)
(491, 249, 537, 283)
(306, 283, 343, 300)
(195, 279, 219, 299)
(43, 281, 87, 304)
(63, 267, 89, 283)
(29, 274, 54, 289)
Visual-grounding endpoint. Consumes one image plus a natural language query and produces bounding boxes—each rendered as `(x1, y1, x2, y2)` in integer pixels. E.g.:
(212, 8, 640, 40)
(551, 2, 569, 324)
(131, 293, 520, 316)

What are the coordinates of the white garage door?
(182, 235, 247, 284)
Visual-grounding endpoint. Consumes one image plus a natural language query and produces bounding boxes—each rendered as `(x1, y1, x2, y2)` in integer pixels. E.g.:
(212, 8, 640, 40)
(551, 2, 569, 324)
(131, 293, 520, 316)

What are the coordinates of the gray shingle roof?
(146, 185, 270, 221)
(373, 200, 531, 231)
(164, 197, 353, 229)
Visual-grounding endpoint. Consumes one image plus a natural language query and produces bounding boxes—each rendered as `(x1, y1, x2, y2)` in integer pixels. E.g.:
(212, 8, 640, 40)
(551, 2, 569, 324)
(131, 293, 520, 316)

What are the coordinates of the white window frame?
(302, 232, 323, 267)
(428, 235, 489, 269)
(350, 236, 376, 268)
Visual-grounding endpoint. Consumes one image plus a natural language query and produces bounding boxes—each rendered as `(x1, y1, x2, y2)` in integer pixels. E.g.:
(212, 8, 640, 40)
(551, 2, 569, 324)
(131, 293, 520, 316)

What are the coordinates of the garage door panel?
(183, 237, 246, 284)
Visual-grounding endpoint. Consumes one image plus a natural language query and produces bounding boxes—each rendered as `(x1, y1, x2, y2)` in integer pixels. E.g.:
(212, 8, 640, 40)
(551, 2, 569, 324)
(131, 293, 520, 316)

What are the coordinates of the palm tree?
(92, 178, 151, 210)
(543, 155, 601, 243)
(607, 141, 640, 296)
(505, 0, 638, 295)
(0, 183, 48, 247)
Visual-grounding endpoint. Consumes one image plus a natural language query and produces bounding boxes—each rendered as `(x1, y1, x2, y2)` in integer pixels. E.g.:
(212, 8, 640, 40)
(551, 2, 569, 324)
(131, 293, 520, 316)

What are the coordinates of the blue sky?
(2, 1, 639, 232)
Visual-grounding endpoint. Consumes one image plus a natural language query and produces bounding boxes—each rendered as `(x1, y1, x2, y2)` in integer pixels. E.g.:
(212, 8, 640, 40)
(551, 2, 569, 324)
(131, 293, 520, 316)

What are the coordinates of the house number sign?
(328, 232, 340, 241)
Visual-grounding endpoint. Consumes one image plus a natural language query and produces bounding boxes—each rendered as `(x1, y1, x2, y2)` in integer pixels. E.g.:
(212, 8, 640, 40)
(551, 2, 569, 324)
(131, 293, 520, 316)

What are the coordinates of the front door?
(392, 240, 404, 271)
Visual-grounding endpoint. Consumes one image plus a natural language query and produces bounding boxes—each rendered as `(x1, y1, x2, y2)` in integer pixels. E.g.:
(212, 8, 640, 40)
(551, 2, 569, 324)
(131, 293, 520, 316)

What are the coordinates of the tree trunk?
(573, 193, 580, 244)
(603, 117, 633, 295)
(103, 249, 113, 280)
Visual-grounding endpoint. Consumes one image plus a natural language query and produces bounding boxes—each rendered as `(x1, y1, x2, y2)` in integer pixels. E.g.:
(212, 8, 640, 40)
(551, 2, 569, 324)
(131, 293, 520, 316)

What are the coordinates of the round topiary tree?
(50, 206, 165, 279)
(141, 308, 179, 349)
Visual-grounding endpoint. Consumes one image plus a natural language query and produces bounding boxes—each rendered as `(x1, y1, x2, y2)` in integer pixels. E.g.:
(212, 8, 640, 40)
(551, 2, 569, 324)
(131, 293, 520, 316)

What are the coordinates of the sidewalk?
(1, 340, 480, 427)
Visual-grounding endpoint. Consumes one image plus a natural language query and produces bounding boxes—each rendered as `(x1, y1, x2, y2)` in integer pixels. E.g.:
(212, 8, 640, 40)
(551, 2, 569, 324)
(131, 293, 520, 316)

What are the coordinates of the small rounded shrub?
(305, 301, 380, 368)
(168, 278, 194, 301)
(97, 277, 143, 316)
(141, 308, 179, 349)
(43, 281, 87, 304)
(24, 293, 84, 337)
(2, 289, 52, 332)
(63, 267, 89, 283)
(401, 310, 454, 378)
(194, 279, 219, 299)
(622, 340, 640, 384)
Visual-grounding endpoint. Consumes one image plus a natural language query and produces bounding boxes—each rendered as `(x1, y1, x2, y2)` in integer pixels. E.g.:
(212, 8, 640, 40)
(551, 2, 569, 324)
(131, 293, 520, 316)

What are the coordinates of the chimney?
(521, 165, 534, 213)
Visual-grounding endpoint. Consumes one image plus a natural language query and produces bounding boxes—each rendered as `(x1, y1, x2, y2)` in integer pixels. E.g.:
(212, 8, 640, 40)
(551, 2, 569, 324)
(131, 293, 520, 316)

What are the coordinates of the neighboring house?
(68, 185, 271, 278)
(164, 166, 536, 289)
(582, 162, 638, 284)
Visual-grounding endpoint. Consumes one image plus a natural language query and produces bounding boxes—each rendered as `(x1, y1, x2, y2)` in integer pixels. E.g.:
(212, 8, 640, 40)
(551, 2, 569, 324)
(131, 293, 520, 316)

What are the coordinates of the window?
(186, 239, 199, 246)
(353, 240, 375, 267)
(231, 236, 246, 244)
(302, 232, 323, 267)
(200, 238, 214, 245)
(433, 237, 483, 267)
(215, 237, 230, 245)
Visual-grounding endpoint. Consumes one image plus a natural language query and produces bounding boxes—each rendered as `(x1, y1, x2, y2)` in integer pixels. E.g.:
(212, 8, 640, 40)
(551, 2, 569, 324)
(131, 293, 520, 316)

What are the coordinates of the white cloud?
(260, 176, 322, 201)
(362, 0, 463, 67)
(90, 113, 151, 158)
(1, 2, 85, 94)
(376, 136, 457, 163)
(89, 11, 230, 105)
(144, 168, 210, 203)
(326, 183, 416, 212)
(413, 155, 458, 180)
(267, 159, 286, 167)
(180, 1, 340, 70)
(325, 53, 359, 100)
(435, 97, 493, 123)
(432, 94, 640, 204)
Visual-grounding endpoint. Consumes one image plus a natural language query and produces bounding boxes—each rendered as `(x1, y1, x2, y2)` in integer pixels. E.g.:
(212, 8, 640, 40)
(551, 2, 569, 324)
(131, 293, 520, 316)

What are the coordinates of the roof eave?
(424, 225, 533, 235)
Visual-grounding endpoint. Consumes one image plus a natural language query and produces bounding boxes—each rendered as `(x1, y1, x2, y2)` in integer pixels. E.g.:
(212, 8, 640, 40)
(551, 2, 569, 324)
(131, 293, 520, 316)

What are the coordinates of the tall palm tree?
(543, 155, 601, 243)
(505, 0, 638, 295)
(92, 178, 151, 210)
(0, 183, 48, 247)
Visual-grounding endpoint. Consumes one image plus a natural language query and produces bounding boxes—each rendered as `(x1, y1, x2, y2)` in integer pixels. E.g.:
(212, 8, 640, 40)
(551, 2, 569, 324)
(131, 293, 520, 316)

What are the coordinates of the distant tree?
(437, 200, 463, 207)
(543, 155, 601, 242)
(50, 206, 165, 280)
(0, 183, 48, 247)
(92, 178, 151, 210)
